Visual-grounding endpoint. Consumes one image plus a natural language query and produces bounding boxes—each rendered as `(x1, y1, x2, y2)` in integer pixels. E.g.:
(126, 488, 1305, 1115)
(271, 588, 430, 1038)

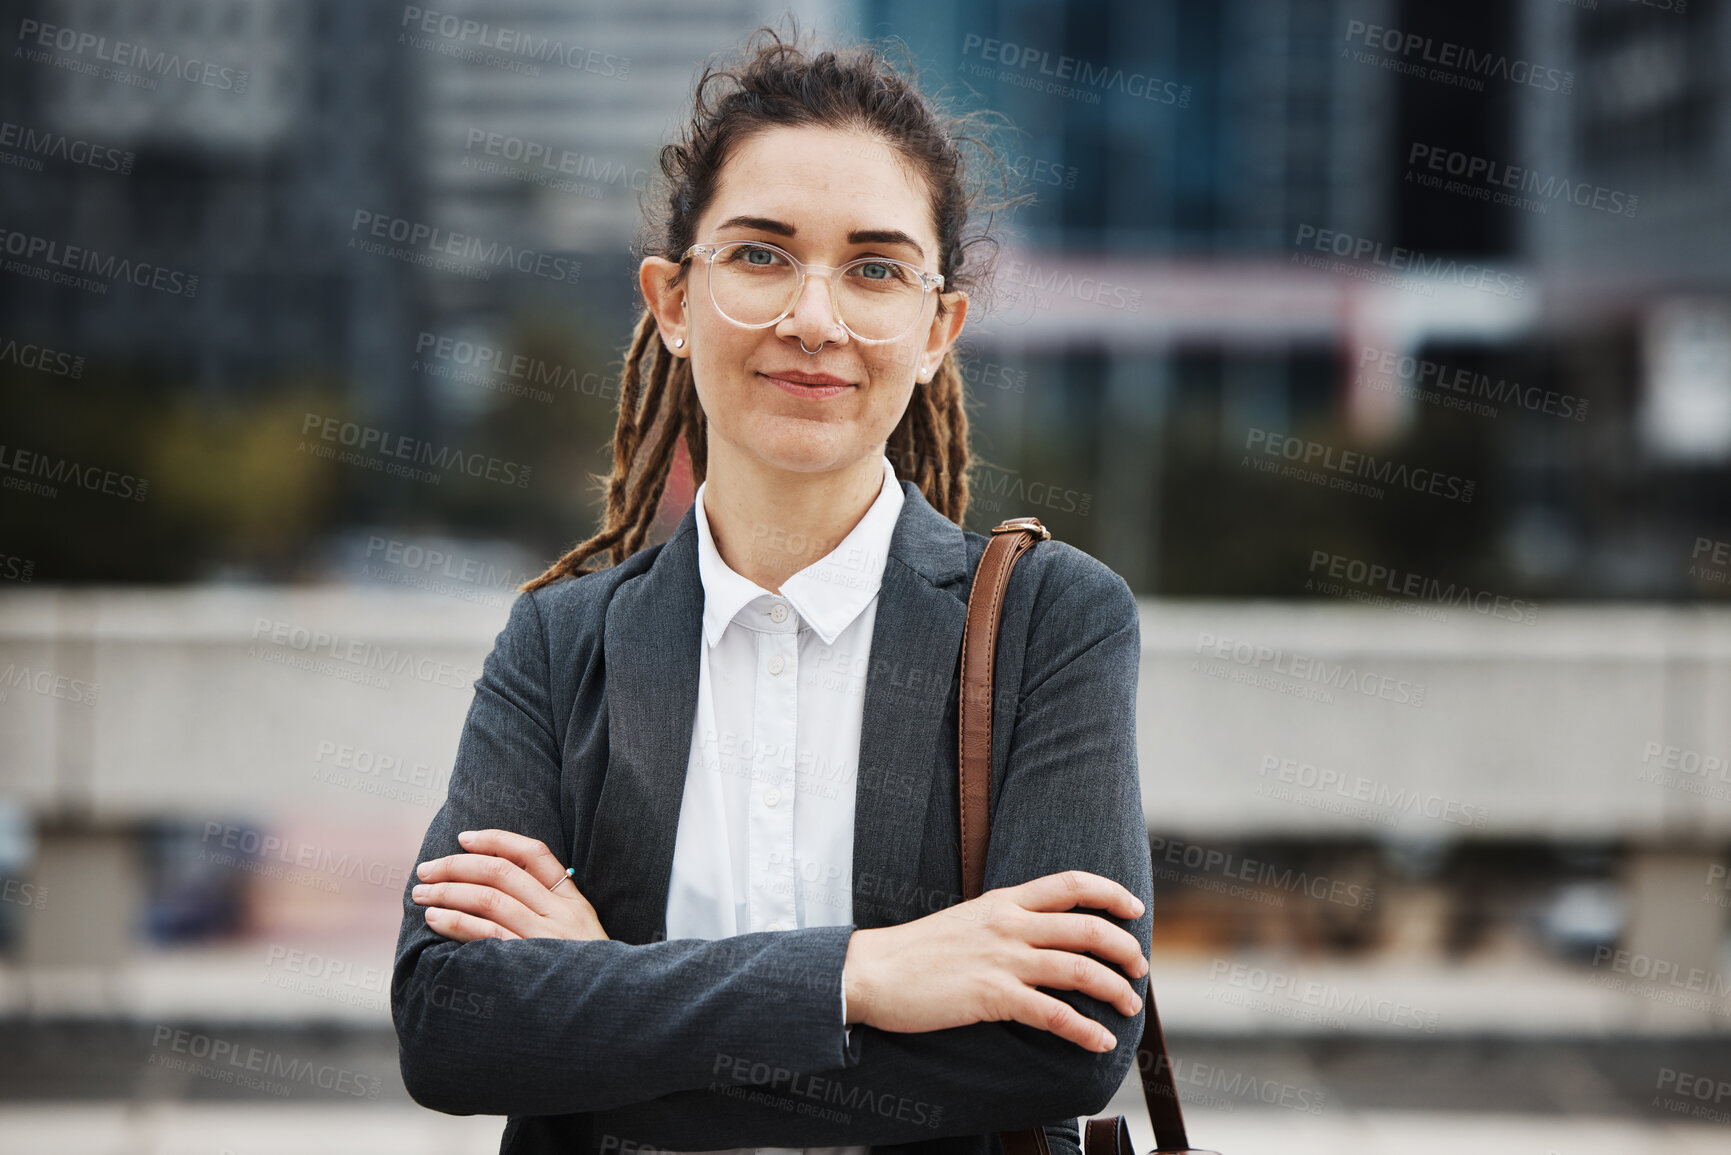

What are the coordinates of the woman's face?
(641, 125, 966, 480)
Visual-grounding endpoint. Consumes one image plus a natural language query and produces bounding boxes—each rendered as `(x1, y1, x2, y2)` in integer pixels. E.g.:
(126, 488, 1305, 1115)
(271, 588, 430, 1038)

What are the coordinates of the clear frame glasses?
(682, 240, 944, 344)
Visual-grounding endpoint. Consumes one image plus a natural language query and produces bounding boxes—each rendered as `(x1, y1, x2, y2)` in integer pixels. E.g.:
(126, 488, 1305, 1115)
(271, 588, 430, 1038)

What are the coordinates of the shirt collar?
(694, 455, 904, 648)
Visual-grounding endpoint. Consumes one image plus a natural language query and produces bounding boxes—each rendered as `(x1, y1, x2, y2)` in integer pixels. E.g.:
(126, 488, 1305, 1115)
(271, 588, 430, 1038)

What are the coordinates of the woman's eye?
(739, 245, 781, 266)
(854, 261, 906, 282)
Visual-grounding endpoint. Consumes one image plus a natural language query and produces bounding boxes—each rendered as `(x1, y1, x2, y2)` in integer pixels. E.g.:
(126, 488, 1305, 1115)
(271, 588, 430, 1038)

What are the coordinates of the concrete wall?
(1, 588, 1728, 841)
(1139, 601, 1731, 841)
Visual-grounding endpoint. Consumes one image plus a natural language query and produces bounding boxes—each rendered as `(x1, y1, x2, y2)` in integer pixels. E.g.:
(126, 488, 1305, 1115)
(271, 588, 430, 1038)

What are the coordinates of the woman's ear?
(916, 291, 969, 383)
(639, 256, 689, 357)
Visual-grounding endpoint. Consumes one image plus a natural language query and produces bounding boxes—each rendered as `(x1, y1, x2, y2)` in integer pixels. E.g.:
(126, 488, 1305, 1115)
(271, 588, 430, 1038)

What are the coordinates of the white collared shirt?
(663, 454, 902, 1155)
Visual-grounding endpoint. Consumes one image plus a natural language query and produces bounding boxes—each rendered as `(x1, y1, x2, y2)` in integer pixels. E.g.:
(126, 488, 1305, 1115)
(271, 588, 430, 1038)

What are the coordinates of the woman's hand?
(842, 870, 1147, 1053)
(413, 829, 610, 943)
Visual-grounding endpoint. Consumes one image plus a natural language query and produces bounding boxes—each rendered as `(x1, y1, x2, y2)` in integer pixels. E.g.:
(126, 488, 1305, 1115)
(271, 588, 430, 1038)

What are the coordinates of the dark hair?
(521, 24, 1016, 591)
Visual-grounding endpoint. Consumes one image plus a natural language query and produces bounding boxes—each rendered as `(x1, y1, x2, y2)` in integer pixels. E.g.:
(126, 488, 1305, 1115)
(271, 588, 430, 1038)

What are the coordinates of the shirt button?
(766, 920, 786, 932)
(767, 655, 785, 675)
(769, 603, 789, 623)
(764, 787, 782, 807)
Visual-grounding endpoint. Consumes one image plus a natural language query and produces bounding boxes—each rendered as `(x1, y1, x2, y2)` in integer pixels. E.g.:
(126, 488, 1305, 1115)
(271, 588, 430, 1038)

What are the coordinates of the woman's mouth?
(759, 370, 854, 399)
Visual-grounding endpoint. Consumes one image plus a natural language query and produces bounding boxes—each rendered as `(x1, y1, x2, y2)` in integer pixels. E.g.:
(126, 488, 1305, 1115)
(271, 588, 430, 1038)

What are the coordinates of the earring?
(672, 337, 686, 349)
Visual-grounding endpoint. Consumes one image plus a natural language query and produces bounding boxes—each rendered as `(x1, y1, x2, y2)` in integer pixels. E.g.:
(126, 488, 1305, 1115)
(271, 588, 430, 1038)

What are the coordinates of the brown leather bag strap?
(958, 517, 1048, 902)
(1138, 986, 1191, 1152)
(960, 517, 1199, 1155)
(1083, 1116, 1132, 1155)
(1000, 1124, 1055, 1155)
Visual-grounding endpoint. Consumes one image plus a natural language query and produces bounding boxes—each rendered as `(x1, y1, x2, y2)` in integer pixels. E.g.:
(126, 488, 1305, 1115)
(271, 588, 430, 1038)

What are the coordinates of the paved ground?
(0, 1101, 1726, 1155)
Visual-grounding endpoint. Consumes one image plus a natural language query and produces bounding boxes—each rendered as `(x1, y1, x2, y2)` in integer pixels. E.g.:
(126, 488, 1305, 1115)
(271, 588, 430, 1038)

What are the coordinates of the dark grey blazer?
(391, 478, 1154, 1155)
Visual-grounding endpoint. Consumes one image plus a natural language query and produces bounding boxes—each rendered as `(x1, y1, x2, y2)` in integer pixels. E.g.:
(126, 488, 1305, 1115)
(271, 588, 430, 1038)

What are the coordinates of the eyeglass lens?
(703, 241, 928, 341)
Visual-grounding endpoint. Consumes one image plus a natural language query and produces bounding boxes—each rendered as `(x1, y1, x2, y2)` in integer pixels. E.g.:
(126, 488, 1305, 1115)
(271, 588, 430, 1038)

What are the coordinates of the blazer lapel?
(584, 482, 971, 945)
(585, 502, 705, 947)
(850, 484, 971, 930)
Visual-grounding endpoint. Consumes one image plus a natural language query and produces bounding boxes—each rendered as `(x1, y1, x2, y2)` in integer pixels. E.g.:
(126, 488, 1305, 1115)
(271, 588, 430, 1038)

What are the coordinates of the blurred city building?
(863, 0, 1731, 600)
(0, 0, 422, 410)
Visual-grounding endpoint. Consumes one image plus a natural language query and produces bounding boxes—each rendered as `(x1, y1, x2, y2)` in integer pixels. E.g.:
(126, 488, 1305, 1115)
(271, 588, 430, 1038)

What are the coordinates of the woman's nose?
(780, 273, 845, 346)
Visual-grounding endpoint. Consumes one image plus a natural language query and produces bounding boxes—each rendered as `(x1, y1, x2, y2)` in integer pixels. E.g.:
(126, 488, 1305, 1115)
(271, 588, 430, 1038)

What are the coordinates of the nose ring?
(799, 338, 825, 355)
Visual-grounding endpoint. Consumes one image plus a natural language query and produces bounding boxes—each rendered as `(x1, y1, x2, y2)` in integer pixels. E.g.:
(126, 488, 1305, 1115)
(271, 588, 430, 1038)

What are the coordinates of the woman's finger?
(455, 829, 572, 891)
(422, 905, 520, 943)
(1005, 869, 1145, 920)
(417, 852, 558, 920)
(1019, 910, 1148, 978)
(1020, 947, 1143, 1019)
(992, 980, 1119, 1053)
(414, 881, 544, 938)
(448, 831, 609, 936)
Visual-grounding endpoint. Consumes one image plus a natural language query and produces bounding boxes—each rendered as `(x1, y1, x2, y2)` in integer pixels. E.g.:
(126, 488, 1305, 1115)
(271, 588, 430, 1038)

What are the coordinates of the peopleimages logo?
(1207, 959, 1440, 1032)
(1307, 549, 1537, 625)
(400, 7, 632, 77)
(1655, 1067, 1730, 1126)
(1245, 428, 1475, 504)
(1343, 20, 1573, 94)
(0, 227, 199, 297)
(960, 34, 1190, 107)
(349, 211, 580, 284)
(0, 335, 84, 379)
(1257, 754, 1491, 829)
(1293, 225, 1526, 298)
(15, 19, 250, 92)
(149, 1027, 381, 1099)
(0, 442, 149, 502)
(461, 129, 648, 192)
(1148, 835, 1375, 909)
(1637, 740, 1731, 804)
(1406, 143, 1638, 218)
(1159, 1055, 1327, 1116)
(999, 257, 1142, 313)
(1590, 945, 1731, 1001)
(1357, 344, 1587, 423)
(300, 412, 532, 488)
(200, 822, 411, 891)
(0, 662, 99, 707)
(1193, 631, 1427, 709)
(0, 119, 133, 174)
(412, 331, 609, 404)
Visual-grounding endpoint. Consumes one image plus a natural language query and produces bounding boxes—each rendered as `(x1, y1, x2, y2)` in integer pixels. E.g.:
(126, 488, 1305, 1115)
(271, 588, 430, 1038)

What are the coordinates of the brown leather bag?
(962, 517, 1219, 1155)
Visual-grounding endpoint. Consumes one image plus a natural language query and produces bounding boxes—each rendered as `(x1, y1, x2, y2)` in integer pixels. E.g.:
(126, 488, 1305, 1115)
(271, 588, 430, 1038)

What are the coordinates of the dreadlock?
(521, 25, 1017, 592)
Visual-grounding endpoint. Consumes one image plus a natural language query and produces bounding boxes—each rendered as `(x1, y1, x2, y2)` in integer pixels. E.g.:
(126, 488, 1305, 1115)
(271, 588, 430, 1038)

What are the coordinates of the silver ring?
(549, 867, 576, 893)
(799, 338, 825, 355)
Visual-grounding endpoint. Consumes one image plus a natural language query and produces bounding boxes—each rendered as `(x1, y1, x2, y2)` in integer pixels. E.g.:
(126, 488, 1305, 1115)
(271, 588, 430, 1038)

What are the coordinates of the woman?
(392, 28, 1153, 1155)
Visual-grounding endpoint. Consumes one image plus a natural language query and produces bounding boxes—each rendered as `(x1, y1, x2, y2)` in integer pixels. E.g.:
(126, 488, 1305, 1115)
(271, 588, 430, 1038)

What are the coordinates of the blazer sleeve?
(588, 560, 1153, 1149)
(392, 588, 862, 1117)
